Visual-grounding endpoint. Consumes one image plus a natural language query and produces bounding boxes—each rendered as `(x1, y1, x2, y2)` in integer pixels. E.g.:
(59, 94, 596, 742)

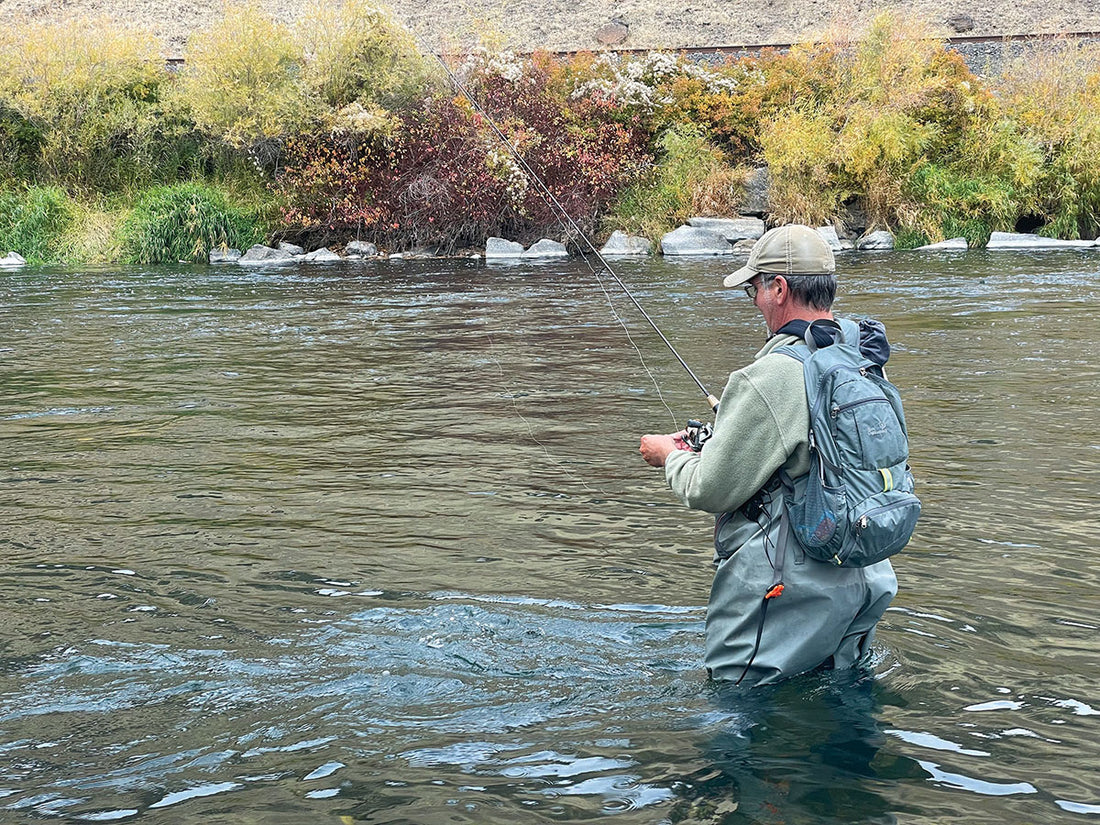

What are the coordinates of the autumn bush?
(277, 50, 650, 252)
(990, 38, 1100, 240)
(7, 6, 1100, 263)
(0, 17, 190, 192)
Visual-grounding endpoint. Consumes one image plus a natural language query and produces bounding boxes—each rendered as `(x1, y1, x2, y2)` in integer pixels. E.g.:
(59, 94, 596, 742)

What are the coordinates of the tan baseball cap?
(723, 224, 835, 288)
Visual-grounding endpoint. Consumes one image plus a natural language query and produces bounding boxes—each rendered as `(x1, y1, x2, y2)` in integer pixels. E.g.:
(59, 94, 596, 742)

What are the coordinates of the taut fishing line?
(431, 52, 720, 431)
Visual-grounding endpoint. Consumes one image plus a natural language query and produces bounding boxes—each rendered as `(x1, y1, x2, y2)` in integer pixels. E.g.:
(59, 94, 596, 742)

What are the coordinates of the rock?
(0, 251, 27, 268)
(739, 167, 771, 216)
(732, 238, 756, 252)
(238, 244, 296, 265)
(302, 247, 341, 262)
(660, 225, 733, 256)
(915, 237, 969, 250)
(946, 14, 975, 32)
(595, 20, 629, 45)
(485, 237, 525, 258)
(840, 202, 868, 237)
(599, 230, 652, 256)
(523, 238, 569, 257)
(345, 240, 378, 257)
(856, 230, 895, 251)
(688, 216, 765, 242)
(278, 241, 305, 256)
(208, 246, 241, 263)
(986, 231, 1094, 250)
(815, 225, 845, 252)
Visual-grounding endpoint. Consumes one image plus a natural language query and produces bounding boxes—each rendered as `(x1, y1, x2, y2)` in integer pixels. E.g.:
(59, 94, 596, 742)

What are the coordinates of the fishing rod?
(432, 53, 720, 417)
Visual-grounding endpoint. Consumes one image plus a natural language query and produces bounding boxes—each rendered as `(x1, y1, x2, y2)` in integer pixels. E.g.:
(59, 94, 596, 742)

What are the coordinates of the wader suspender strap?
(735, 503, 791, 686)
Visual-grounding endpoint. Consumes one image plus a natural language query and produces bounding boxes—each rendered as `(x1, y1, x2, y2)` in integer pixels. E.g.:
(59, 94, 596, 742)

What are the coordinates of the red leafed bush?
(277, 54, 651, 253)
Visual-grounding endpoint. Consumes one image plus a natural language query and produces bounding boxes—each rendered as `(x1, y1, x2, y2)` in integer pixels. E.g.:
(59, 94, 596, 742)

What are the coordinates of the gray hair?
(764, 273, 836, 311)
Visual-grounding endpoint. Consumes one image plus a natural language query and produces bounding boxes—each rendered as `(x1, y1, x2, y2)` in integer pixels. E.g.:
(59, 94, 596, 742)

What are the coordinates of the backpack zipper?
(830, 395, 889, 419)
(855, 496, 919, 532)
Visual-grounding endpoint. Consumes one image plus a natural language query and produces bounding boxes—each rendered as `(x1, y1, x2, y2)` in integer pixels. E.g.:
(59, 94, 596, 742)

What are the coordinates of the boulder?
(238, 244, 296, 265)
(660, 225, 733, 256)
(856, 230, 895, 251)
(595, 20, 629, 45)
(302, 247, 341, 263)
(916, 237, 969, 251)
(732, 238, 756, 253)
(688, 216, 765, 242)
(485, 237, 525, 258)
(599, 230, 652, 256)
(0, 251, 27, 268)
(739, 167, 771, 216)
(345, 240, 379, 257)
(523, 238, 569, 257)
(986, 231, 1094, 250)
(209, 246, 241, 263)
(815, 225, 845, 252)
(946, 13, 975, 32)
(278, 241, 305, 256)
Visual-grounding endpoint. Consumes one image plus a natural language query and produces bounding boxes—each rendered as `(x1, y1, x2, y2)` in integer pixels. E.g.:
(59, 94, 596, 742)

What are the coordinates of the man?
(639, 224, 898, 686)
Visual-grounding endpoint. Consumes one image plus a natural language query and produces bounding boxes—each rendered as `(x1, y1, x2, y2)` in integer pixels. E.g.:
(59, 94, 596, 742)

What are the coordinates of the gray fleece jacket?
(664, 330, 898, 686)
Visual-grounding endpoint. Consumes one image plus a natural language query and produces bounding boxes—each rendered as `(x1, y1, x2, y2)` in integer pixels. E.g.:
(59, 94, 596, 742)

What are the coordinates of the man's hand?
(639, 430, 690, 467)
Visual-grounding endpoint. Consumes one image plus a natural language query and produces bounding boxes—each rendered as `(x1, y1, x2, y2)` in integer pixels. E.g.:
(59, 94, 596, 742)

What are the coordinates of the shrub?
(0, 17, 175, 191)
(605, 123, 740, 240)
(0, 104, 41, 183)
(119, 183, 266, 263)
(0, 186, 75, 263)
(300, 0, 436, 113)
(174, 3, 315, 155)
(277, 52, 649, 251)
(755, 14, 993, 229)
(992, 38, 1100, 238)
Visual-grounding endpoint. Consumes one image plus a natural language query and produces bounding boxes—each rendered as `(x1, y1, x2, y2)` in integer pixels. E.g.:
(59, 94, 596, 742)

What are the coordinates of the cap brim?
(723, 264, 755, 289)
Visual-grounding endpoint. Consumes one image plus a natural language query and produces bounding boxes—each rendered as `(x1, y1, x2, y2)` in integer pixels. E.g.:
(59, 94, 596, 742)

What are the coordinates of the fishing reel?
(683, 419, 714, 452)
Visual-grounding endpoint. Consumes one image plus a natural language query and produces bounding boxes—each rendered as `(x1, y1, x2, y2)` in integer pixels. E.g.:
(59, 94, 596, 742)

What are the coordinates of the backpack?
(777, 318, 921, 567)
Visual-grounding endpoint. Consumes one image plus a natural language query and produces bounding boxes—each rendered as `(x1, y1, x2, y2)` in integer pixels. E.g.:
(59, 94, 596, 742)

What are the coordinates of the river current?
(1, 251, 1098, 823)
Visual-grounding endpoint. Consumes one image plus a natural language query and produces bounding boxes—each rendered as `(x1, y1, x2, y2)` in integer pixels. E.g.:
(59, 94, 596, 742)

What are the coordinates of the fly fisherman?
(639, 224, 900, 686)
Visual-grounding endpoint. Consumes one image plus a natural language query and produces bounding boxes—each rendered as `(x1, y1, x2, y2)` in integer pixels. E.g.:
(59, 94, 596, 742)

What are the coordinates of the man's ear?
(772, 275, 789, 303)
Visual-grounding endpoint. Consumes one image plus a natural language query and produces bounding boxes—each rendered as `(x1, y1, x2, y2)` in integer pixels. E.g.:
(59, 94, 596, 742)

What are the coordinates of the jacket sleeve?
(663, 357, 808, 514)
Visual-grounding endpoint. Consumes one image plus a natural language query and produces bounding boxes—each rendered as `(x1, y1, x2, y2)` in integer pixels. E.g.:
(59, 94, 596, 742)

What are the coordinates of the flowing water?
(1, 250, 1098, 824)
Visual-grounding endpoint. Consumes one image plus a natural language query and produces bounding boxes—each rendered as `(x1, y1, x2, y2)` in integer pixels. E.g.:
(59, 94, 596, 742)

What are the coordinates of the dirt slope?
(0, 0, 1096, 57)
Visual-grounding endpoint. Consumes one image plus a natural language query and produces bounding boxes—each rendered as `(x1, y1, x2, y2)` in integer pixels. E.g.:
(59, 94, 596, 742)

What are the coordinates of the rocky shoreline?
(9, 225, 1093, 271)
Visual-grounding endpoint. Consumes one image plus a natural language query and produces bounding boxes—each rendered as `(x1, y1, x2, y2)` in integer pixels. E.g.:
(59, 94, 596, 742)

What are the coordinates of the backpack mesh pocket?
(786, 473, 847, 560)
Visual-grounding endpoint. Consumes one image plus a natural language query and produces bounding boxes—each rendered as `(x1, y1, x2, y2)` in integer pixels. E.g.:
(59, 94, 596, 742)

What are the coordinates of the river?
(1, 250, 1098, 823)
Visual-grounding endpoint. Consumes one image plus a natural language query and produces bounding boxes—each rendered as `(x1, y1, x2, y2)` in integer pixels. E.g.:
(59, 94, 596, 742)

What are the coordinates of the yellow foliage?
(994, 38, 1100, 146)
(761, 109, 845, 224)
(0, 16, 161, 126)
(300, 0, 434, 113)
(175, 3, 315, 147)
(691, 165, 750, 217)
(0, 16, 167, 189)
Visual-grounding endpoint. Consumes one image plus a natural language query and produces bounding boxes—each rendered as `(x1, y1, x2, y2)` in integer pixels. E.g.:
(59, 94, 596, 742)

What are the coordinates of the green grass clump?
(605, 124, 742, 241)
(119, 183, 266, 264)
(0, 186, 74, 263)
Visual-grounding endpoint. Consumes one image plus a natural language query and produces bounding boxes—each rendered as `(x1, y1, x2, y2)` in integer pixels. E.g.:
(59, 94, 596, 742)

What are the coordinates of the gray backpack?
(778, 318, 921, 567)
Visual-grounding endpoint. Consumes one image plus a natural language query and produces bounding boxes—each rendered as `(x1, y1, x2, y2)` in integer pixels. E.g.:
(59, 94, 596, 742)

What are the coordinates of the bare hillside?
(0, 0, 1097, 57)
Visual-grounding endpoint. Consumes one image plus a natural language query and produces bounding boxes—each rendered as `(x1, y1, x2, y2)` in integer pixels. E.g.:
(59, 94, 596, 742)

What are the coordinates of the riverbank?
(3, 9, 1100, 266)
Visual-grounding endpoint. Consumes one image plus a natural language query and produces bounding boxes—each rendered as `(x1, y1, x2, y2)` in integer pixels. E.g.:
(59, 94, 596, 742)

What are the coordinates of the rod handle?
(706, 394, 720, 413)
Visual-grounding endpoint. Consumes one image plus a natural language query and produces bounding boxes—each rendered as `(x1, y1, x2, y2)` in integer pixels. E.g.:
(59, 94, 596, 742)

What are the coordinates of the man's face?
(746, 275, 780, 331)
